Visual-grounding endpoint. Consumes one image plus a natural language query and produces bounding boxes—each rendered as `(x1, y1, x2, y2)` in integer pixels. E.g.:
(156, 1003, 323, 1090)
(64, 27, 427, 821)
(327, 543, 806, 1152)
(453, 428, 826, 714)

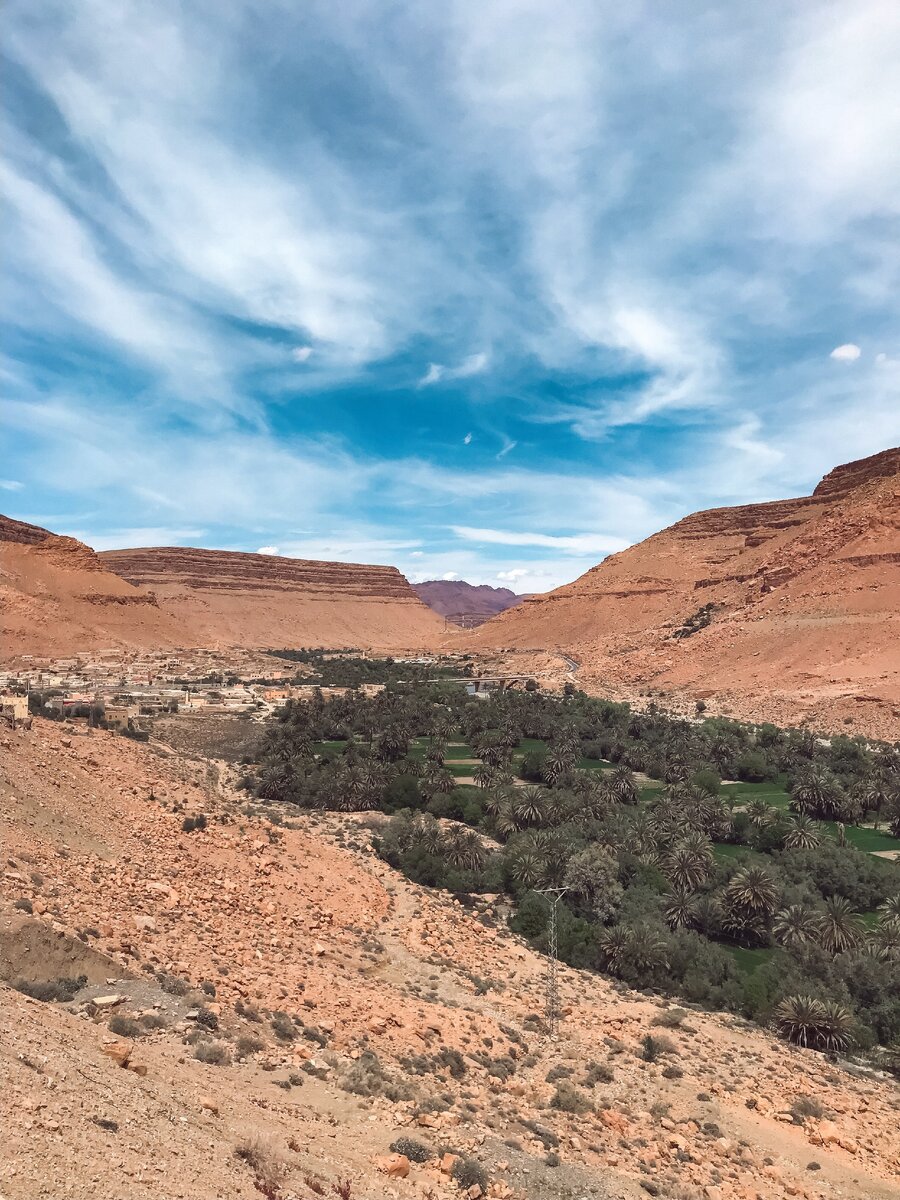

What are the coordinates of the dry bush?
(235, 1133, 288, 1197)
(194, 1040, 231, 1066)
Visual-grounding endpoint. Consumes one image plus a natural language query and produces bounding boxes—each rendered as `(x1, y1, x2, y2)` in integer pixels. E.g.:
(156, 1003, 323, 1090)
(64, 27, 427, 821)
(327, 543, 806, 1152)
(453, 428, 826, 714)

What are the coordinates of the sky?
(2, 0, 900, 595)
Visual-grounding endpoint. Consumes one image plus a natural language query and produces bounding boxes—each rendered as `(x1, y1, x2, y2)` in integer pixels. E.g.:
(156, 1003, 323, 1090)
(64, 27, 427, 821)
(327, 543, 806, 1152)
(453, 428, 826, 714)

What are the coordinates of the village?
(0, 647, 401, 734)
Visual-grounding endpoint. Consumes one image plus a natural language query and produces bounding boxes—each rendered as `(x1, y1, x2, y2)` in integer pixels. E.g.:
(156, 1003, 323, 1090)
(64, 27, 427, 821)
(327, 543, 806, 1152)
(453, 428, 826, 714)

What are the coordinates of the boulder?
(375, 1154, 410, 1179)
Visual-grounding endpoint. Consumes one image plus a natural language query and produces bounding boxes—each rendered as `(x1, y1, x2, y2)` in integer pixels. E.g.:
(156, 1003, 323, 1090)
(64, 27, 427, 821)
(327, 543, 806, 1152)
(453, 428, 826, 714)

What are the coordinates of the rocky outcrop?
(471, 448, 900, 737)
(412, 580, 522, 623)
(99, 546, 444, 650)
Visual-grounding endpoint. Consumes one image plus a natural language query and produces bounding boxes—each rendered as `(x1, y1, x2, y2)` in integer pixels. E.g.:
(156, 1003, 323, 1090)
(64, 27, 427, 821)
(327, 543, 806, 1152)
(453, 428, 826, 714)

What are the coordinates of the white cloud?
(0, 480, 24, 491)
(496, 568, 529, 582)
(451, 526, 631, 555)
(830, 343, 861, 362)
(291, 346, 314, 363)
(463, 432, 473, 444)
(62, 526, 205, 551)
(257, 545, 280, 555)
(441, 571, 459, 580)
(418, 352, 489, 387)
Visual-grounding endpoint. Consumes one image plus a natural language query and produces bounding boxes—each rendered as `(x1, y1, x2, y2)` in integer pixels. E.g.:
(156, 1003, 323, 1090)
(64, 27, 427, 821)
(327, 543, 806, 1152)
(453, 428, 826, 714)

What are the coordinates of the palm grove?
(245, 674, 900, 1061)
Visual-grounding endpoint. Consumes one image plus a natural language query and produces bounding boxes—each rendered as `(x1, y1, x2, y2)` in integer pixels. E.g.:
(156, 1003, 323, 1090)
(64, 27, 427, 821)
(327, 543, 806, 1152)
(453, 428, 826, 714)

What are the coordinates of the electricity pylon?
(536, 886, 567, 1038)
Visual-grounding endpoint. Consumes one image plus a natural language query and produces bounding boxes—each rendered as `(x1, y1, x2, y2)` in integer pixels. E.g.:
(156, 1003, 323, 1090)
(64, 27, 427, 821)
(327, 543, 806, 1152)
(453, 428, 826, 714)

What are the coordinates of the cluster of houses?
(0, 648, 389, 734)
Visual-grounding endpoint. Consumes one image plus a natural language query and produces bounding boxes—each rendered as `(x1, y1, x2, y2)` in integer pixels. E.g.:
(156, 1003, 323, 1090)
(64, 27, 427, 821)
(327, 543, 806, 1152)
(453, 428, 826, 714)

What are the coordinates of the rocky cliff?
(412, 579, 522, 623)
(100, 546, 444, 650)
(471, 448, 900, 736)
(0, 519, 185, 659)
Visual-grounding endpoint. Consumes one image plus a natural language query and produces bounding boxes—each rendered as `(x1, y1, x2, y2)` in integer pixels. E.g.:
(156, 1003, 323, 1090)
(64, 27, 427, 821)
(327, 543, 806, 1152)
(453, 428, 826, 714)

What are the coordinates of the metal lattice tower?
(536, 886, 567, 1039)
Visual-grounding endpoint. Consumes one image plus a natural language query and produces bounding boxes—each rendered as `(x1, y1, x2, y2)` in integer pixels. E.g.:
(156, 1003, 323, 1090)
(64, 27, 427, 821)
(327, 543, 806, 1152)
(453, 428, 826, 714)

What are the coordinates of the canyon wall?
(0, 521, 186, 659)
(471, 448, 900, 735)
(100, 546, 444, 651)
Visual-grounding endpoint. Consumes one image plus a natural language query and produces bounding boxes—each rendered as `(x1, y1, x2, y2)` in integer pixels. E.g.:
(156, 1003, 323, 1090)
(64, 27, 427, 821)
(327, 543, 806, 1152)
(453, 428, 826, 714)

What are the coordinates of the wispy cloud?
(452, 526, 630, 556)
(418, 352, 489, 387)
(3, 1, 899, 594)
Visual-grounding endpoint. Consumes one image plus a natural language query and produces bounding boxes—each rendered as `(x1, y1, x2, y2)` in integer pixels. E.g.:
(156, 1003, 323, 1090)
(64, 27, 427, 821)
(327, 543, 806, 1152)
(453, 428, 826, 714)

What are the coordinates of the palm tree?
(608, 766, 638, 806)
(665, 844, 711, 892)
(622, 925, 670, 974)
(723, 865, 778, 942)
(512, 786, 546, 828)
(775, 995, 855, 1051)
(410, 813, 444, 855)
(508, 846, 549, 889)
(790, 767, 844, 820)
(818, 896, 864, 955)
(663, 890, 698, 930)
(597, 926, 629, 974)
(543, 746, 575, 787)
(773, 904, 821, 949)
(783, 813, 821, 851)
(473, 763, 497, 790)
(746, 798, 775, 828)
(445, 827, 486, 872)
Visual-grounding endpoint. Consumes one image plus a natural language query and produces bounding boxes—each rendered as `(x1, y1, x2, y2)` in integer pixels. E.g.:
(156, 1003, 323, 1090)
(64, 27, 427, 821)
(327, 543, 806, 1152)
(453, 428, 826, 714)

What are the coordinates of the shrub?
(12, 975, 86, 1002)
(13, 897, 33, 914)
(550, 1079, 592, 1114)
(336, 1051, 415, 1101)
(271, 1013, 296, 1042)
(108, 1015, 143, 1038)
(640, 1033, 677, 1061)
(235, 1133, 288, 1197)
(194, 1041, 231, 1066)
(388, 1137, 432, 1164)
(651, 1008, 688, 1029)
(791, 1095, 828, 1122)
(195, 1006, 219, 1030)
(237, 1034, 266, 1056)
(451, 1157, 488, 1191)
(583, 1061, 614, 1087)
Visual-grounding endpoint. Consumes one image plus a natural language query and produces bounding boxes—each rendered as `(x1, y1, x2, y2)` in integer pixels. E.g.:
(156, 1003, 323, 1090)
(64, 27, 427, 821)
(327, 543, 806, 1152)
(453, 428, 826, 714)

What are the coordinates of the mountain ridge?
(469, 447, 900, 736)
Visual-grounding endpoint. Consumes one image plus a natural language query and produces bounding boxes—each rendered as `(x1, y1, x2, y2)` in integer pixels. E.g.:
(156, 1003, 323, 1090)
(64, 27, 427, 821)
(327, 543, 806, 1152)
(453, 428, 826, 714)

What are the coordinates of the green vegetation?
(263, 649, 472, 689)
(247, 683, 900, 1054)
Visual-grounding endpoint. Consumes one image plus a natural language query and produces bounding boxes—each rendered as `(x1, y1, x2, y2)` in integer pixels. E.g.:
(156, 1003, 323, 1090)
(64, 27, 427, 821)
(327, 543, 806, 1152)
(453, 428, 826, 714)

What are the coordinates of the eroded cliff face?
(0, 521, 183, 659)
(471, 448, 900, 736)
(99, 546, 444, 650)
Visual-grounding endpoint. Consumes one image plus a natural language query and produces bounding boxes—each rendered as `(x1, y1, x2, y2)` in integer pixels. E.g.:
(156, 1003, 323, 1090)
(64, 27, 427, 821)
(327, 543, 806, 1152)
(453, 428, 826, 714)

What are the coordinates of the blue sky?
(2, 1, 899, 593)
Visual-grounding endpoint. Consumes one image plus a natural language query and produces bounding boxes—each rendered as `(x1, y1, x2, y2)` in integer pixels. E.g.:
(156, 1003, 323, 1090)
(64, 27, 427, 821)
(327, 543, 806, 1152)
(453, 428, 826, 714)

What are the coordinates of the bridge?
(427, 673, 557, 692)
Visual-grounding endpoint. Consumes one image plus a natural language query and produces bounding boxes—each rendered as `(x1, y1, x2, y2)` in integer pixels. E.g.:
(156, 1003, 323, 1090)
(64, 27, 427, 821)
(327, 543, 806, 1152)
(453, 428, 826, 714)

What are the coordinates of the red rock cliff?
(470, 448, 900, 737)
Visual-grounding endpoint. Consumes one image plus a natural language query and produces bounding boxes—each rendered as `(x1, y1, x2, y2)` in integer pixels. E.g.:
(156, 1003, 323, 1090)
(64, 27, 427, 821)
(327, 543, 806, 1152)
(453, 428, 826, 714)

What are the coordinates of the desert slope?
(101, 545, 444, 651)
(2, 718, 898, 1199)
(0, 516, 188, 659)
(471, 448, 900, 735)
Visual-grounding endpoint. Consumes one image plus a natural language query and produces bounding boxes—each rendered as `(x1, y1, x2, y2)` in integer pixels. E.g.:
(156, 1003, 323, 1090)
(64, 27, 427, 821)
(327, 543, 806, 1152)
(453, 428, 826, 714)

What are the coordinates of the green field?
(726, 945, 776, 974)
(823, 823, 900, 853)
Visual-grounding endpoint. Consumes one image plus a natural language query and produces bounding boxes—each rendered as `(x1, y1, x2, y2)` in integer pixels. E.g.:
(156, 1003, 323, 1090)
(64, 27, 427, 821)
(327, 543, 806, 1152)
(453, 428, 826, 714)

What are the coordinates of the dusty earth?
(468, 448, 900, 740)
(2, 718, 899, 1200)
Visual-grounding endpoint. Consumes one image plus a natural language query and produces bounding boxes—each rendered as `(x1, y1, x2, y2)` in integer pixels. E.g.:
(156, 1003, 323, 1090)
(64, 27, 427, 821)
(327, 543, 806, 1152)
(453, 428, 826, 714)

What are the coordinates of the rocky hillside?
(413, 580, 522, 624)
(2, 717, 898, 1200)
(471, 448, 900, 737)
(0, 518, 186, 659)
(100, 546, 444, 651)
